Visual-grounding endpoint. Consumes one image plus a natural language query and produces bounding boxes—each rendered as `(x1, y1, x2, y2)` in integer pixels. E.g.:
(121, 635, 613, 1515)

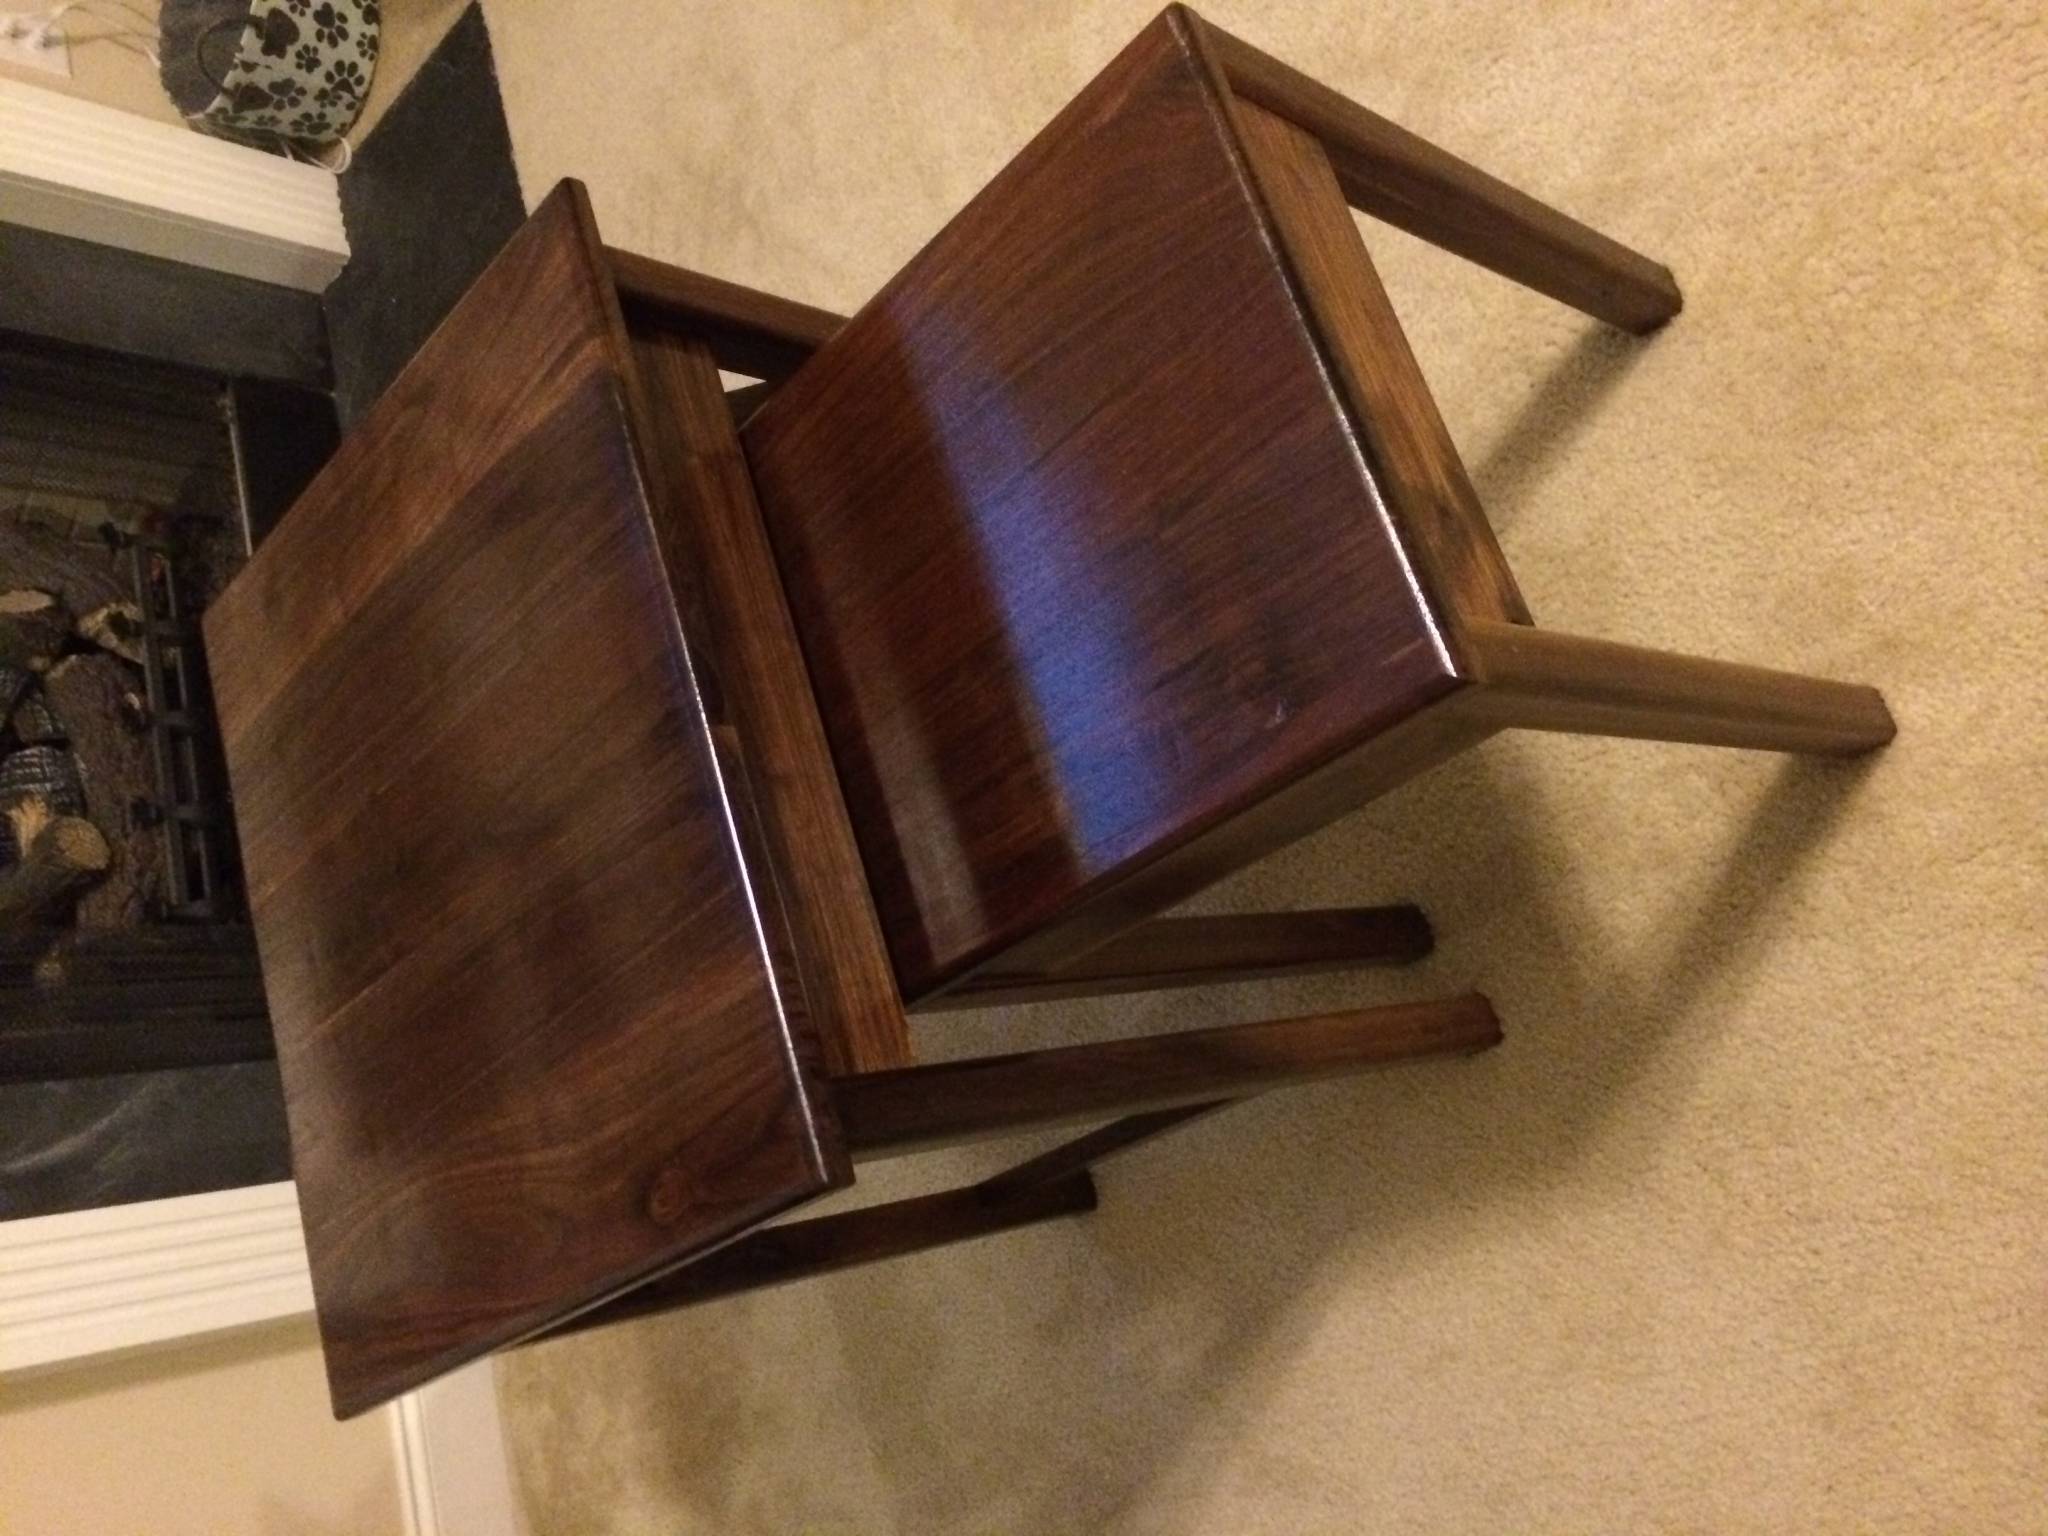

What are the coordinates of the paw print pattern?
(311, 3, 348, 46)
(213, 2, 376, 139)
(321, 59, 365, 99)
(258, 9, 299, 57)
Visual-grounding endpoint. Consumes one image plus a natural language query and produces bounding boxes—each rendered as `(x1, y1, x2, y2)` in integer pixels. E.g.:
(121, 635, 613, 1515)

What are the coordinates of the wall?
(0, 0, 469, 142)
(0, 4, 176, 125)
(0, 1319, 401, 1536)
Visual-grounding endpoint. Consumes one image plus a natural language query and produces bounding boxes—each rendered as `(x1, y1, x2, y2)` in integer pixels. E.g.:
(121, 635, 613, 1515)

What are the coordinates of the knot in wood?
(645, 1166, 699, 1227)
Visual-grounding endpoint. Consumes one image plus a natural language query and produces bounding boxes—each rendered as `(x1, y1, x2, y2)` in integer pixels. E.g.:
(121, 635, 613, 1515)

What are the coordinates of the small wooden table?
(741, 5, 1894, 1003)
(204, 188, 875, 1416)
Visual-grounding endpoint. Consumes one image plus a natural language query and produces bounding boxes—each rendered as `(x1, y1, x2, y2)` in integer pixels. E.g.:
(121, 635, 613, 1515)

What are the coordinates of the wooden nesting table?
(206, 182, 1496, 1418)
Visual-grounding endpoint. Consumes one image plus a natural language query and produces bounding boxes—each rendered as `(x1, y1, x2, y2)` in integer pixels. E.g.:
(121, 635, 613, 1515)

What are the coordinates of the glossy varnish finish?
(835, 994, 1503, 1155)
(746, 4, 1888, 1004)
(205, 185, 850, 1418)
(608, 247, 845, 383)
(199, 0, 1895, 1410)
(541, 1172, 1100, 1335)
(1461, 620, 1896, 753)
(1221, 94, 1530, 633)
(624, 323, 910, 1074)
(743, 11, 1460, 999)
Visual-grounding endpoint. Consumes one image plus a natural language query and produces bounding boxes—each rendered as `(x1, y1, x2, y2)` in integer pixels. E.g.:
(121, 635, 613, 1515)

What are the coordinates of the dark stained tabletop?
(204, 185, 849, 1418)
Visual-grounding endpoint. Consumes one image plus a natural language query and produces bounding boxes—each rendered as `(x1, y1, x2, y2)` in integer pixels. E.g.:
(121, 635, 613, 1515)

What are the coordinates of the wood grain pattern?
(608, 247, 844, 381)
(934, 906, 1433, 1009)
(1188, 8, 1683, 334)
(744, 12, 1459, 1000)
(1461, 620, 1898, 753)
(205, 183, 849, 1419)
(1225, 95, 1530, 633)
(625, 324, 911, 1073)
(835, 994, 1502, 1156)
(954, 689, 1500, 986)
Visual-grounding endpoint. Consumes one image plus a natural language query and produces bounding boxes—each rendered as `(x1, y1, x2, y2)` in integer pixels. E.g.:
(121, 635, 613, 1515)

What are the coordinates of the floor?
(461, 2, 2042, 1530)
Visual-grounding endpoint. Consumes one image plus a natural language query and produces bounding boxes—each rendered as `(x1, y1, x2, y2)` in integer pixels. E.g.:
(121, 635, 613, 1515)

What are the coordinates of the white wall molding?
(0, 1183, 525, 1534)
(0, 78, 348, 290)
(0, 1180, 313, 1374)
(392, 1363, 531, 1536)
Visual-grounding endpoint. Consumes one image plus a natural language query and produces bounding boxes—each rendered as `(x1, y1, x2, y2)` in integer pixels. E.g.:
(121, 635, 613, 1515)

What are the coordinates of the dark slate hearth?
(1, 3, 524, 1223)
(0, 1063, 292, 1220)
(322, 4, 526, 425)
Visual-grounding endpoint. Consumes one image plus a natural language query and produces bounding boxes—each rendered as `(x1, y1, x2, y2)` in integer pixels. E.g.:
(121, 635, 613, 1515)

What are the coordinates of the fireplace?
(0, 330, 335, 1217)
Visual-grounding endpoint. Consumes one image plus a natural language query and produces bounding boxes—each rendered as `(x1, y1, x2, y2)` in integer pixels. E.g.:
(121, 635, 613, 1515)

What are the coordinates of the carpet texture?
(476, 1, 2045, 1529)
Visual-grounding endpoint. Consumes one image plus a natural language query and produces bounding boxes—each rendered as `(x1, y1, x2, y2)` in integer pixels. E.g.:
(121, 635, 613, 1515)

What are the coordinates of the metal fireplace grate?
(127, 538, 240, 922)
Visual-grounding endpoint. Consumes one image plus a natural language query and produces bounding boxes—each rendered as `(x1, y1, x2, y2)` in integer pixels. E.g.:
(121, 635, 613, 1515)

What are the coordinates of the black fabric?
(158, 0, 255, 116)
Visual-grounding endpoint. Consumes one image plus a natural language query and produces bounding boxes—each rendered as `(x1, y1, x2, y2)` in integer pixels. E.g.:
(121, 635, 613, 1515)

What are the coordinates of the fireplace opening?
(1, 334, 248, 939)
(1, 330, 341, 1218)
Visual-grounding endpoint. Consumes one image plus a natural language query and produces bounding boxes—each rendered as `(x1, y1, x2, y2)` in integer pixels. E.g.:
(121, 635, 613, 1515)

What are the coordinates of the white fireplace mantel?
(0, 78, 348, 291)
(0, 1179, 311, 1373)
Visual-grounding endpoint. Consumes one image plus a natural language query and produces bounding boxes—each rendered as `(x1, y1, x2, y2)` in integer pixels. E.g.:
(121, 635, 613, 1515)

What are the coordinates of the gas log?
(0, 584, 160, 926)
(0, 590, 73, 673)
(0, 521, 129, 615)
(76, 601, 147, 666)
(0, 796, 110, 926)
(3, 514, 243, 934)
(42, 653, 161, 927)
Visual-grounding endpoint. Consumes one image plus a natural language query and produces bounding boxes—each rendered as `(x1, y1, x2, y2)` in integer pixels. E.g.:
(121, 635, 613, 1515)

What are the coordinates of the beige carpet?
(475, 1, 2046, 1530)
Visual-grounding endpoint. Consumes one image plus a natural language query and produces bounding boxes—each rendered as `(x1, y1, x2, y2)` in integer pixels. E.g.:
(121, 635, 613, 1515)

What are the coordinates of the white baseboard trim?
(0, 1180, 313, 1373)
(392, 1362, 530, 1536)
(1, 1182, 526, 1535)
(394, 1387, 440, 1536)
(0, 78, 349, 291)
